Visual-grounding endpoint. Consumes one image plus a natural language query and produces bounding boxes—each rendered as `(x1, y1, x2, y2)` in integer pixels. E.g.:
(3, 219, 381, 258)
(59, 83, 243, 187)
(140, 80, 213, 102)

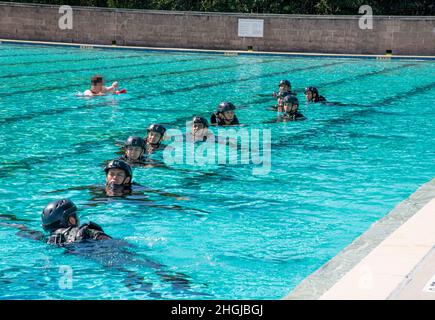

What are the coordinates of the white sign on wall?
(238, 19, 264, 38)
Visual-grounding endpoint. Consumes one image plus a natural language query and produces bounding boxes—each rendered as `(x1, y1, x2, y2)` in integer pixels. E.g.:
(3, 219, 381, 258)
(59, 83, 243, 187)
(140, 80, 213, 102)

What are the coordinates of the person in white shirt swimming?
(84, 74, 120, 96)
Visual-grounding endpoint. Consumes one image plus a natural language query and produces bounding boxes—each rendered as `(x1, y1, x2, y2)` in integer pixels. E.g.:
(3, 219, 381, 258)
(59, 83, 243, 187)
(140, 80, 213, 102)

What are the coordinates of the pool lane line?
(0, 44, 225, 67)
(1, 59, 420, 99)
(0, 60, 343, 127)
(269, 81, 435, 149)
(317, 62, 421, 89)
(0, 51, 214, 78)
(0, 50, 88, 59)
(0, 59, 430, 130)
(0, 54, 225, 82)
(0, 46, 154, 60)
(0, 113, 191, 177)
(0, 61, 348, 173)
(0, 45, 260, 70)
(0, 45, 179, 60)
(246, 62, 420, 107)
(376, 81, 435, 105)
(0, 77, 435, 186)
(1, 56, 295, 96)
(0, 52, 154, 68)
(0, 49, 342, 80)
(0, 60, 340, 126)
(0, 46, 221, 68)
(2, 80, 434, 177)
(0, 56, 225, 95)
(153, 61, 345, 96)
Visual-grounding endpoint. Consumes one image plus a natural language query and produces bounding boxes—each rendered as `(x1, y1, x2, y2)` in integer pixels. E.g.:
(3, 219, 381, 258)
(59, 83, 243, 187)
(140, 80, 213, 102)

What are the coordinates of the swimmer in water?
(104, 159, 133, 197)
(45, 160, 195, 210)
(144, 124, 167, 154)
(119, 136, 147, 166)
(210, 102, 240, 126)
(304, 86, 327, 103)
(186, 116, 216, 143)
(41, 199, 111, 244)
(277, 95, 306, 122)
(272, 80, 296, 111)
(84, 75, 119, 96)
(273, 80, 293, 98)
(0, 201, 207, 297)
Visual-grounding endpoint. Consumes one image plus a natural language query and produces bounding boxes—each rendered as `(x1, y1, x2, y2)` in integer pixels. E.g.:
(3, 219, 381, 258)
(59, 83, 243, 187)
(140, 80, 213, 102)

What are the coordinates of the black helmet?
(217, 101, 236, 113)
(147, 124, 166, 136)
(192, 116, 209, 128)
(125, 136, 145, 148)
(41, 199, 78, 232)
(104, 159, 132, 179)
(283, 95, 299, 106)
(304, 86, 319, 95)
(279, 80, 291, 87)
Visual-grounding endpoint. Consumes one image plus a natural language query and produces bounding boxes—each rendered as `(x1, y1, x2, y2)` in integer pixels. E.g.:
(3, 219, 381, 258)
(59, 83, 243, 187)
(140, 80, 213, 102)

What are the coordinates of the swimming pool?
(0, 43, 434, 299)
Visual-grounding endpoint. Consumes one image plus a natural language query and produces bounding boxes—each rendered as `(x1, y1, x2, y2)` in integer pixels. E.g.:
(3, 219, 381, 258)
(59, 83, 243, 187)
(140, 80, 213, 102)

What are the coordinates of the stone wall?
(0, 2, 434, 55)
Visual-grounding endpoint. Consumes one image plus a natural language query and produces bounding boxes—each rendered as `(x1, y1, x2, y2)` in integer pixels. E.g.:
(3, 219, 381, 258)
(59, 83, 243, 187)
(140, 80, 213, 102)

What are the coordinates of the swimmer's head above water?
(304, 86, 326, 103)
(86, 75, 119, 96)
(282, 95, 299, 114)
(146, 124, 166, 146)
(216, 102, 237, 124)
(304, 86, 318, 101)
(124, 136, 146, 161)
(41, 199, 111, 243)
(90, 75, 104, 94)
(104, 159, 132, 188)
(278, 79, 291, 92)
(41, 199, 78, 232)
(192, 116, 209, 136)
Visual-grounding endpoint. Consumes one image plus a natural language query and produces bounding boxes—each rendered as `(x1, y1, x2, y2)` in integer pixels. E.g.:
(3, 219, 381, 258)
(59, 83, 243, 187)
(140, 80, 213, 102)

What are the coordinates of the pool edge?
(283, 178, 435, 300)
(1, 39, 435, 61)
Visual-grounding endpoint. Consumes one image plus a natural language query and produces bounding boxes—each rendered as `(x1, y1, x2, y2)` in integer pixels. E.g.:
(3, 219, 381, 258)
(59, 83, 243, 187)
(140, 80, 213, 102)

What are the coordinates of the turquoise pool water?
(0, 43, 434, 300)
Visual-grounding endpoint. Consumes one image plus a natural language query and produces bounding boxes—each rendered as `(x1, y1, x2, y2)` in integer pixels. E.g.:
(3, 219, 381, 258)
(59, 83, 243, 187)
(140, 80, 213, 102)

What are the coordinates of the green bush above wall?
(3, 0, 435, 15)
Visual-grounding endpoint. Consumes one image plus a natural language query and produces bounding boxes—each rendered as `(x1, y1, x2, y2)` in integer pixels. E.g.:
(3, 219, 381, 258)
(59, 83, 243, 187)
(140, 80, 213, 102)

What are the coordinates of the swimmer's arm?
(83, 90, 93, 96)
(0, 221, 45, 242)
(16, 226, 46, 242)
(105, 81, 119, 92)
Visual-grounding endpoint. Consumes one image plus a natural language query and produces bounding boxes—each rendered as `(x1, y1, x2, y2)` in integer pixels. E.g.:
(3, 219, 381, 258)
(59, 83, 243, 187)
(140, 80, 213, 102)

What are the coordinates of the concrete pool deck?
(285, 178, 435, 300)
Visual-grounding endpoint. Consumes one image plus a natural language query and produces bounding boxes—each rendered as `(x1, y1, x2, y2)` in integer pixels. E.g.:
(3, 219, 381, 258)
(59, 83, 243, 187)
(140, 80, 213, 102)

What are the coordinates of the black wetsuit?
(145, 143, 166, 154)
(310, 95, 327, 103)
(274, 90, 294, 99)
(279, 112, 306, 122)
(119, 155, 147, 166)
(47, 222, 111, 246)
(184, 132, 218, 143)
(210, 113, 240, 126)
(0, 214, 206, 297)
(104, 182, 133, 197)
(271, 91, 297, 110)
